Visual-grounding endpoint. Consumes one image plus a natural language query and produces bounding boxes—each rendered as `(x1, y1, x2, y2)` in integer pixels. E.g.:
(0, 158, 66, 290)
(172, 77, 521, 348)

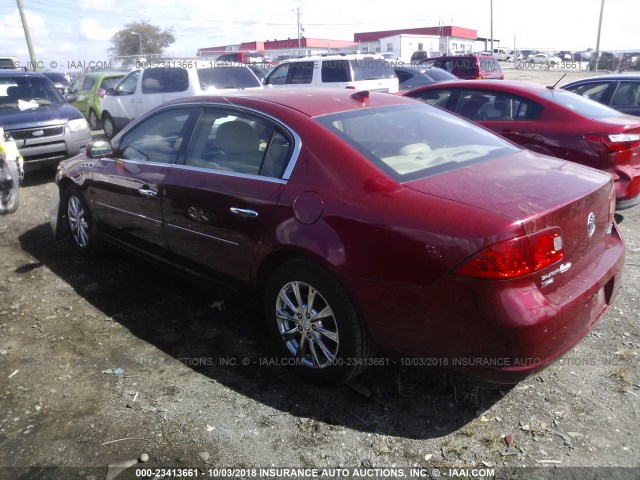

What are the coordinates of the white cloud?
(80, 18, 117, 41)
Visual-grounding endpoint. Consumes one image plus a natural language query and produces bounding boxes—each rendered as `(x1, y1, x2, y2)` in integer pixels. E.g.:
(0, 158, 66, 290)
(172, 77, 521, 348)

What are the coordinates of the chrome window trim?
(165, 222, 240, 246)
(95, 202, 162, 224)
(130, 101, 303, 180)
(168, 163, 287, 184)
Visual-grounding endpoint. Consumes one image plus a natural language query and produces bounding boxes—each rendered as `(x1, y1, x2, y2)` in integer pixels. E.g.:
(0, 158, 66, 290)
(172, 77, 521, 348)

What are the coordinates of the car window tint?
(350, 59, 395, 80)
(321, 60, 350, 83)
(84, 77, 96, 90)
(69, 77, 84, 93)
(611, 81, 640, 107)
(185, 108, 292, 178)
(289, 62, 314, 84)
(315, 104, 519, 182)
(564, 82, 610, 102)
(116, 71, 139, 95)
(116, 108, 193, 164)
(141, 68, 189, 94)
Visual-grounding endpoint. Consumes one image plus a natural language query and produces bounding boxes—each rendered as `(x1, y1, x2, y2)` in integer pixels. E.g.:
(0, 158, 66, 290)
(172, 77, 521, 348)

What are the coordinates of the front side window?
(265, 64, 290, 85)
(115, 71, 139, 95)
(116, 107, 193, 164)
(563, 81, 611, 103)
(289, 62, 314, 84)
(184, 108, 293, 178)
(315, 104, 518, 182)
(68, 76, 85, 93)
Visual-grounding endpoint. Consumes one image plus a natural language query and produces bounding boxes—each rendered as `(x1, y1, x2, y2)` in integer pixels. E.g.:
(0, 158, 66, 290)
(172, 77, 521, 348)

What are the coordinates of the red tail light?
(97, 88, 106, 97)
(585, 133, 640, 159)
(454, 227, 564, 279)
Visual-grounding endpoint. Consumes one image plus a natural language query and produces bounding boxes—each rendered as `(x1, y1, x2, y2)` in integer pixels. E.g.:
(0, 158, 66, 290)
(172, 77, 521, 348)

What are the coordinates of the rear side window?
(350, 60, 396, 80)
(197, 67, 261, 90)
(141, 68, 189, 94)
(455, 90, 542, 121)
(84, 77, 96, 90)
(321, 60, 351, 83)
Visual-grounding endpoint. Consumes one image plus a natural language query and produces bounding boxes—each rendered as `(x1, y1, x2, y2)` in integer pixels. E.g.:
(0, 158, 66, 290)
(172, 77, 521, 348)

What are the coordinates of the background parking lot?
(0, 69, 639, 477)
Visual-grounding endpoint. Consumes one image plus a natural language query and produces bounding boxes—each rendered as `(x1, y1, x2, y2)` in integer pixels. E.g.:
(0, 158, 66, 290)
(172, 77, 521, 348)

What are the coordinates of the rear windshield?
(350, 59, 396, 80)
(314, 104, 518, 182)
(539, 89, 622, 119)
(43, 72, 68, 83)
(421, 68, 458, 81)
(197, 67, 261, 90)
(0, 75, 65, 109)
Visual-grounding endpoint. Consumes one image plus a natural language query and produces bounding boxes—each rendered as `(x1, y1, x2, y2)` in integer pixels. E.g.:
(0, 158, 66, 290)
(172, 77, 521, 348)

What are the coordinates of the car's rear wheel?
(102, 112, 116, 139)
(64, 186, 101, 256)
(88, 109, 100, 130)
(264, 259, 373, 385)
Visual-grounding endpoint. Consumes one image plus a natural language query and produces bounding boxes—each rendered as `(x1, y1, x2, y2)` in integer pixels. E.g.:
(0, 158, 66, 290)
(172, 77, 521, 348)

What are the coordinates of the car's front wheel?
(63, 186, 101, 256)
(102, 112, 116, 139)
(88, 109, 100, 130)
(264, 259, 373, 385)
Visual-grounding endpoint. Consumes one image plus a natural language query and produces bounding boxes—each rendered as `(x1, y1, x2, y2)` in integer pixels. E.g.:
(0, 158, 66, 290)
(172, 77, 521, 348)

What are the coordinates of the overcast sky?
(1, 0, 638, 67)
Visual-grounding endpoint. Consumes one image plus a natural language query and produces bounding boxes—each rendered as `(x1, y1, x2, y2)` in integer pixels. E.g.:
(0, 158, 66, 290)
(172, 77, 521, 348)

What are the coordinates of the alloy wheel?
(67, 195, 89, 248)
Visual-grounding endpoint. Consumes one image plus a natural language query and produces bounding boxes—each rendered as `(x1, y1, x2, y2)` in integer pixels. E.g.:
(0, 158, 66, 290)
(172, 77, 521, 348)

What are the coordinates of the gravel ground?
(0, 68, 639, 480)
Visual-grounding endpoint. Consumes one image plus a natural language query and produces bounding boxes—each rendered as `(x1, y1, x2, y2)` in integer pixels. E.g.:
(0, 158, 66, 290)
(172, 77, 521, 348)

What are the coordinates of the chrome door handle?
(230, 207, 258, 218)
(138, 188, 158, 197)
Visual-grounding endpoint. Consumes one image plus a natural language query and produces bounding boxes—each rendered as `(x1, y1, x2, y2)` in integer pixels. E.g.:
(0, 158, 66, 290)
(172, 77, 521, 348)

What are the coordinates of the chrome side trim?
(95, 202, 162, 224)
(165, 222, 240, 246)
(169, 163, 287, 183)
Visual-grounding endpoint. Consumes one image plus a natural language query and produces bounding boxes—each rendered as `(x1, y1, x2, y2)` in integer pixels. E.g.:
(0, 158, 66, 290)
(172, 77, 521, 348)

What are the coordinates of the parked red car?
(422, 55, 504, 80)
(51, 89, 624, 384)
(403, 80, 640, 209)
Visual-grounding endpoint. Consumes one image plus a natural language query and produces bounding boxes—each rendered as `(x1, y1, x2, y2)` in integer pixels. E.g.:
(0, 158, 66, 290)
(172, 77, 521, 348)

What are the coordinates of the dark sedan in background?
(51, 89, 624, 385)
(404, 80, 640, 209)
(562, 74, 640, 116)
(393, 66, 458, 91)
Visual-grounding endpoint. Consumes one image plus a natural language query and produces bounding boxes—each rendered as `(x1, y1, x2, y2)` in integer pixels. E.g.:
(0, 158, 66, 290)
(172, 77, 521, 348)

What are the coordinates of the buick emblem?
(32, 130, 44, 137)
(587, 212, 596, 237)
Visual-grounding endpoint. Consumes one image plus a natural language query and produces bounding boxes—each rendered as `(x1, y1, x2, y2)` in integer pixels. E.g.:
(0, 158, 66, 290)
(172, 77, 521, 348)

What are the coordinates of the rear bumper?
(349, 224, 625, 383)
(612, 164, 640, 209)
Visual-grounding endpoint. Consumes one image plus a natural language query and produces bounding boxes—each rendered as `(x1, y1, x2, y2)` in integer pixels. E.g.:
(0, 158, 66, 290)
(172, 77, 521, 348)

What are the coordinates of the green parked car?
(65, 71, 126, 130)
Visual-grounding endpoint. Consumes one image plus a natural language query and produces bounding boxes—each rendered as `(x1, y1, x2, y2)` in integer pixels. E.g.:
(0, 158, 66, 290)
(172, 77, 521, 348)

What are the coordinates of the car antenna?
(546, 73, 567, 90)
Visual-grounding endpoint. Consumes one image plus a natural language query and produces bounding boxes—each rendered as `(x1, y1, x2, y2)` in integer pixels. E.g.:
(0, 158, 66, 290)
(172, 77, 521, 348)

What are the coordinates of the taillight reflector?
(585, 133, 640, 155)
(454, 228, 564, 279)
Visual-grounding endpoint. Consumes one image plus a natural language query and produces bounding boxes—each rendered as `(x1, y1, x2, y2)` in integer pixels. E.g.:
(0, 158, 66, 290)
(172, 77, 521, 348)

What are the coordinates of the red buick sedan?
(403, 80, 640, 209)
(51, 89, 624, 384)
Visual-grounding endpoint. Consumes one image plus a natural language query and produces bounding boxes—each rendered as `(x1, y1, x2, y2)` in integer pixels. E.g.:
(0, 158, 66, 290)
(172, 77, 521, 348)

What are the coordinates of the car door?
(162, 106, 294, 286)
(137, 68, 190, 118)
(88, 106, 198, 255)
(107, 70, 141, 123)
(68, 75, 90, 116)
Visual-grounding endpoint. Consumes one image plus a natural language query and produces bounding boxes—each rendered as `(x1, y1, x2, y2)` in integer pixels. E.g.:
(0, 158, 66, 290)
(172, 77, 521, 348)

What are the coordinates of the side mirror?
(65, 93, 77, 103)
(86, 140, 114, 159)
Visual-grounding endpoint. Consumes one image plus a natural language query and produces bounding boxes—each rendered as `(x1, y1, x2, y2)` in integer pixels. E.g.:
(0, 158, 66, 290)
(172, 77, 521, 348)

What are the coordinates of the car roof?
(0, 70, 46, 78)
(563, 74, 640, 86)
(407, 80, 553, 94)
(164, 88, 418, 117)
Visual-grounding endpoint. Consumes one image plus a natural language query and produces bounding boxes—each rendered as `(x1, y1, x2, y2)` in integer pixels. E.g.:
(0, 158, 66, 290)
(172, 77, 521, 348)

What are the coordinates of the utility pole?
(490, 0, 494, 54)
(17, 0, 38, 71)
(297, 7, 301, 49)
(594, 0, 605, 72)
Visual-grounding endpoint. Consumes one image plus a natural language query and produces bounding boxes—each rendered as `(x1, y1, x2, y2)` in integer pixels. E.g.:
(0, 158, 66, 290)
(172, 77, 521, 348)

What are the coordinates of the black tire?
(63, 186, 101, 256)
(102, 112, 116, 139)
(264, 259, 373, 385)
(88, 109, 100, 131)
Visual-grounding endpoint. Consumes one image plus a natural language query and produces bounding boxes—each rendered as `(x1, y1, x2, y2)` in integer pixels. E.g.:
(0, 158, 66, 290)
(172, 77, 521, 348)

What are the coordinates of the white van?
(99, 63, 262, 138)
(264, 54, 399, 93)
(492, 48, 511, 61)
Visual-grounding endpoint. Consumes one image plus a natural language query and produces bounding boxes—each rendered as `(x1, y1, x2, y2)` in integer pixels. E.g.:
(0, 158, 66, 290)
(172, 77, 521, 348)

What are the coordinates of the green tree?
(110, 21, 175, 62)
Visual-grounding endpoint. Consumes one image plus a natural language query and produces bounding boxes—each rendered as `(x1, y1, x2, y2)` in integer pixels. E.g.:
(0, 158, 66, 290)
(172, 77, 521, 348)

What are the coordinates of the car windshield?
(0, 76, 65, 110)
(197, 67, 261, 90)
(43, 72, 68, 83)
(540, 88, 622, 119)
(315, 104, 519, 182)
